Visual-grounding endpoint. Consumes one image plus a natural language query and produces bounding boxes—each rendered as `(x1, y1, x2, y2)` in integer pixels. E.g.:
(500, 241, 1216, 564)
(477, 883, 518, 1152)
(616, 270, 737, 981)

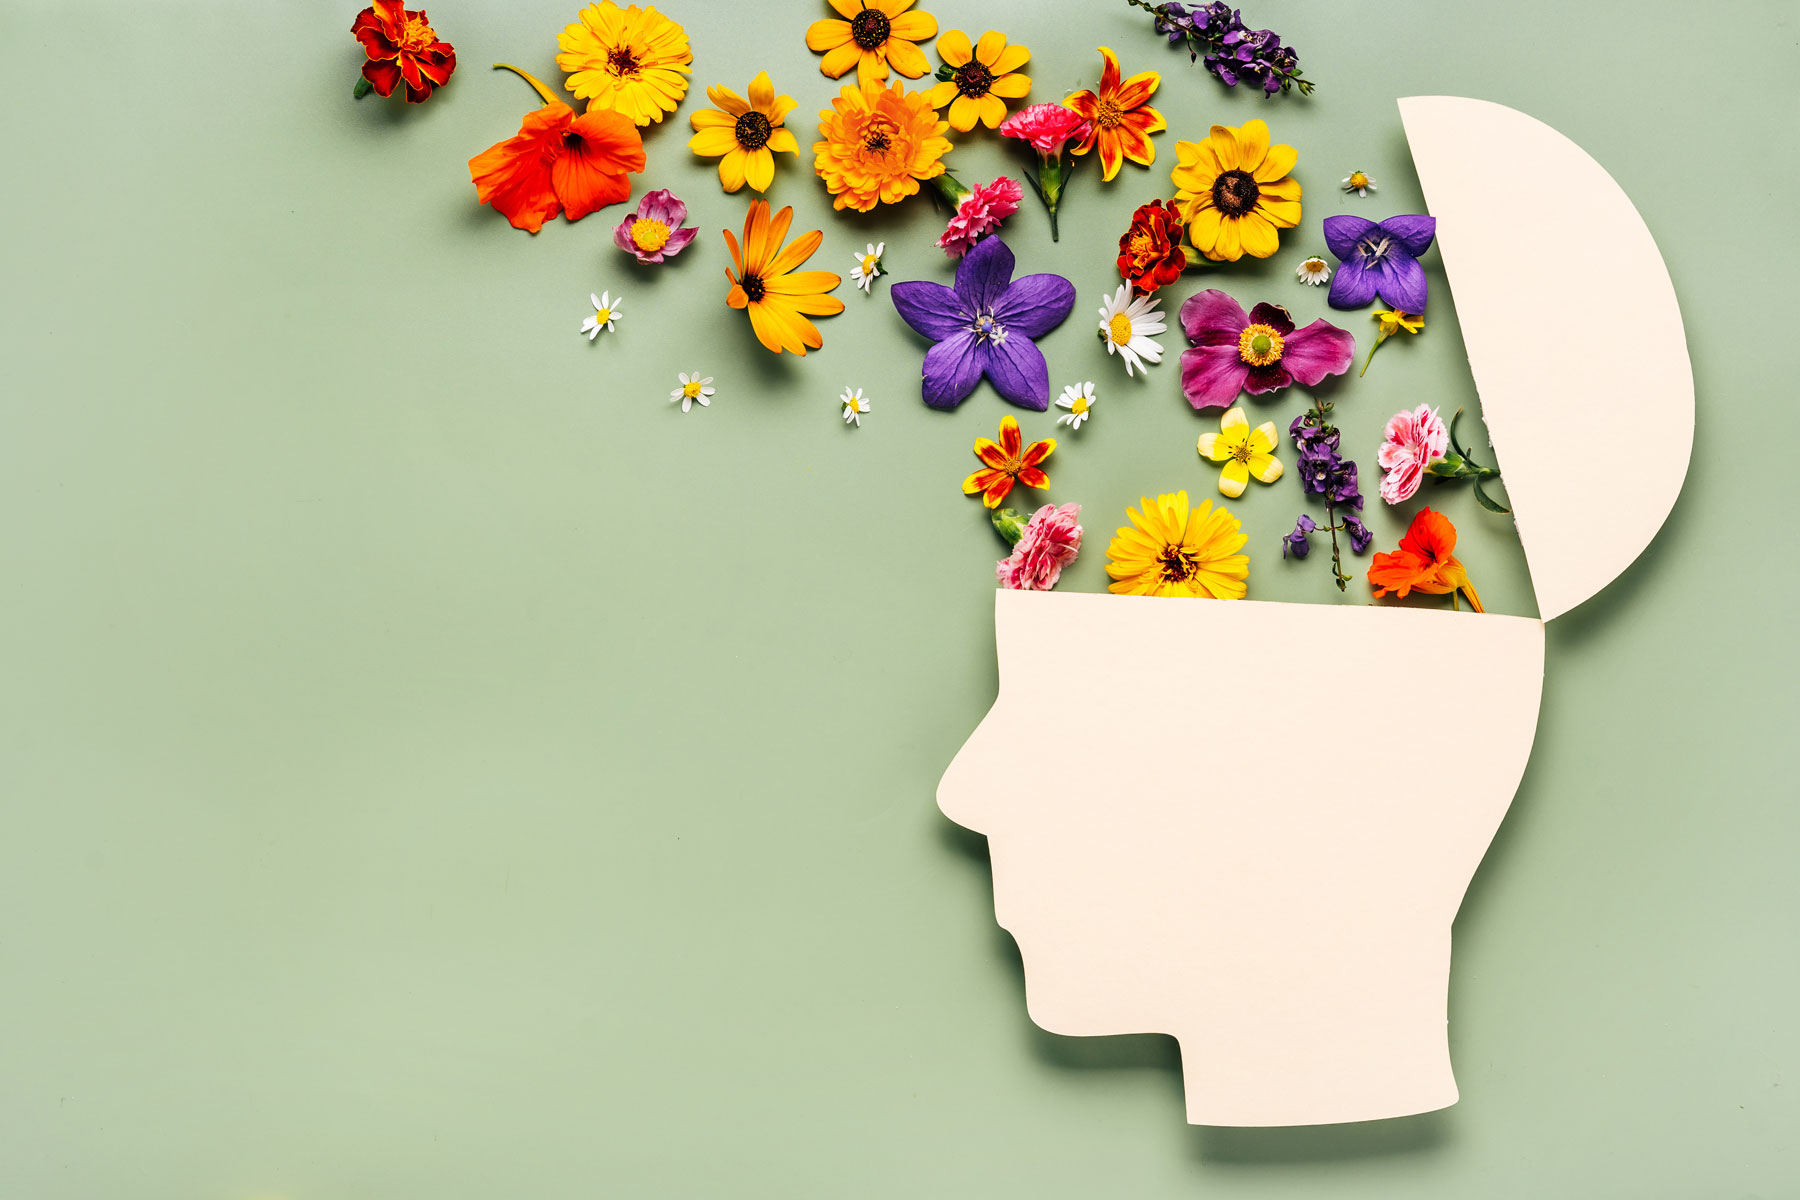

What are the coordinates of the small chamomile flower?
(581, 291, 622, 339)
(1055, 382, 1097, 430)
(1096, 285, 1166, 378)
(840, 386, 871, 426)
(1340, 170, 1377, 198)
(850, 242, 885, 294)
(670, 372, 715, 412)
(1296, 256, 1332, 286)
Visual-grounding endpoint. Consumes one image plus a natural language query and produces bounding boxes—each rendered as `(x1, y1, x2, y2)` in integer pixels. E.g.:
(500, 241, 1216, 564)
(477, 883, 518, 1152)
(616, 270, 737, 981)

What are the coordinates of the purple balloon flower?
(891, 235, 1076, 411)
(1322, 214, 1437, 313)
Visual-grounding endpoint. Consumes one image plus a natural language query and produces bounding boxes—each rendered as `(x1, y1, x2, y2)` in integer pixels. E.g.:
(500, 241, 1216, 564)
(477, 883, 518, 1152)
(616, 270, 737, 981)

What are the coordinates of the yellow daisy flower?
(924, 30, 1030, 132)
(1170, 118, 1302, 262)
(1105, 491, 1249, 599)
(724, 200, 845, 356)
(689, 72, 800, 193)
(805, 0, 938, 88)
(812, 80, 952, 212)
(1197, 408, 1284, 498)
(557, 1, 692, 127)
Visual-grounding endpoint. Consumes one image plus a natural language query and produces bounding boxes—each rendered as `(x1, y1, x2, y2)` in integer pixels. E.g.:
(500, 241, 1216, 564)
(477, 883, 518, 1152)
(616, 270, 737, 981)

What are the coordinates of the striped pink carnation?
(938, 177, 1024, 259)
(997, 503, 1083, 591)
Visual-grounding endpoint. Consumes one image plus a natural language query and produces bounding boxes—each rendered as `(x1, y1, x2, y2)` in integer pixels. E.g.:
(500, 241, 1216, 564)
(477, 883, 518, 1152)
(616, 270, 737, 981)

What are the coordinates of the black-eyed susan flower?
(925, 30, 1030, 132)
(556, 1, 692, 127)
(805, 0, 937, 87)
(724, 200, 845, 356)
(688, 72, 800, 194)
(1170, 118, 1302, 262)
(1105, 491, 1248, 599)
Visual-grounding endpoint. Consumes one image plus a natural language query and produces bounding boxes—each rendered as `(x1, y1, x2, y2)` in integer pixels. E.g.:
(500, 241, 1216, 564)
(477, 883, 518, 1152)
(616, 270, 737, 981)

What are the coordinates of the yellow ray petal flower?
(724, 200, 845, 356)
(1064, 46, 1164, 182)
(805, 0, 938, 87)
(1196, 407, 1284, 498)
(812, 79, 952, 212)
(556, 1, 692, 127)
(924, 30, 1031, 132)
(1170, 118, 1301, 262)
(689, 72, 800, 193)
(1105, 491, 1249, 599)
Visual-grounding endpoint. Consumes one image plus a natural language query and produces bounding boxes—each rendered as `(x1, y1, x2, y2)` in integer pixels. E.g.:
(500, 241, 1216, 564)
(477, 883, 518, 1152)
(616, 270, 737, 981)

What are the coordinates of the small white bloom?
(1340, 170, 1377, 198)
(1296, 256, 1332, 286)
(850, 242, 885, 294)
(669, 371, 715, 413)
(581, 291, 623, 340)
(1055, 381, 1097, 430)
(840, 386, 871, 426)
(1096, 285, 1167, 378)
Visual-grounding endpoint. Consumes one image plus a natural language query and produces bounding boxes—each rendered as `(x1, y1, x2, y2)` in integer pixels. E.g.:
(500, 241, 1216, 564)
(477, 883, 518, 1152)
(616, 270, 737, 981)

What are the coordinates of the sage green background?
(2, 0, 1795, 1195)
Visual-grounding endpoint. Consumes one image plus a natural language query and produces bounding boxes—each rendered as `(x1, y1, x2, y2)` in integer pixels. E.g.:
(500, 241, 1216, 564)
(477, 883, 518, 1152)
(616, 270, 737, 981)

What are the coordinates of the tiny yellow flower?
(1197, 407, 1283, 498)
(1363, 309, 1424, 376)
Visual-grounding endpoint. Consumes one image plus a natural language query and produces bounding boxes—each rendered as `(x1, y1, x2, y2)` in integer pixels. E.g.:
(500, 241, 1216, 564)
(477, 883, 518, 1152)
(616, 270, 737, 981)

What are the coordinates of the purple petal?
(1179, 344, 1250, 411)
(984, 335, 1050, 411)
(1280, 320, 1357, 385)
(921, 331, 984, 409)
(954, 234, 1016, 313)
(1246, 302, 1294, 336)
(892, 280, 971, 342)
(1179, 289, 1248, 345)
(1376, 255, 1429, 313)
(660, 226, 699, 258)
(1327, 261, 1380, 310)
(993, 273, 1076, 340)
(1323, 215, 1376, 261)
(1376, 214, 1436, 258)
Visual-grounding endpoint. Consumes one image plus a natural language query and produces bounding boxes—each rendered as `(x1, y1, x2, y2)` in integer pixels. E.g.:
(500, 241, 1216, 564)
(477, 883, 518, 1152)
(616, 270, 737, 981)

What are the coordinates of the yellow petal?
(925, 81, 960, 109)
(766, 128, 799, 156)
(1196, 432, 1221, 460)
(890, 9, 937, 40)
(989, 72, 1031, 98)
(937, 28, 973, 65)
(1219, 460, 1250, 498)
(807, 18, 852, 52)
(1220, 407, 1249, 432)
(690, 107, 735, 129)
(748, 71, 775, 111)
(947, 94, 980, 132)
(991, 43, 1031, 75)
(719, 146, 749, 192)
(1234, 119, 1270, 169)
(1250, 454, 1284, 485)
(744, 146, 775, 192)
(707, 85, 749, 116)
(1253, 141, 1298, 183)
(977, 94, 1008, 128)
(689, 127, 739, 157)
(885, 38, 929, 77)
(1250, 423, 1279, 454)
(1238, 212, 1281, 259)
(974, 30, 1008, 66)
(819, 40, 861, 78)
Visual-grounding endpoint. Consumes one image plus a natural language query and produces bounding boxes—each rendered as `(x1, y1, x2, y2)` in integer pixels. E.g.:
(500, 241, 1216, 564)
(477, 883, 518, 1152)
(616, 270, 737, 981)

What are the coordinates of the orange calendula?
(724, 200, 844, 356)
(812, 80, 952, 212)
(689, 72, 801, 193)
(964, 415, 1053, 509)
(805, 0, 938, 87)
(1170, 118, 1302, 262)
(924, 30, 1030, 132)
(1063, 46, 1165, 183)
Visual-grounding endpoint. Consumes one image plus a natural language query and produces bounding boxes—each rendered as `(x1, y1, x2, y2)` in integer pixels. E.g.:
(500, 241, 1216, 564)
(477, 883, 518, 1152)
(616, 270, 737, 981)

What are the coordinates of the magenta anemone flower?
(613, 188, 698, 265)
(891, 235, 1076, 411)
(1322, 214, 1436, 312)
(1178, 289, 1355, 411)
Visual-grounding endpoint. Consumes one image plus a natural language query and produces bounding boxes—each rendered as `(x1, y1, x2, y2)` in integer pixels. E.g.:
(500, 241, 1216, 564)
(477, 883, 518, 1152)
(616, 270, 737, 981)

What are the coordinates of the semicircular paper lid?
(1398, 97, 1694, 622)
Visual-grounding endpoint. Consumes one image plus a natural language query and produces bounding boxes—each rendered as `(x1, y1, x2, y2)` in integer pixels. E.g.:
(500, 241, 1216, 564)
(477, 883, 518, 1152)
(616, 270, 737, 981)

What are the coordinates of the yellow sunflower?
(557, 1, 692, 127)
(689, 72, 800, 193)
(805, 0, 938, 87)
(724, 200, 845, 356)
(924, 30, 1031, 132)
(812, 80, 951, 212)
(1105, 491, 1249, 599)
(1170, 118, 1301, 262)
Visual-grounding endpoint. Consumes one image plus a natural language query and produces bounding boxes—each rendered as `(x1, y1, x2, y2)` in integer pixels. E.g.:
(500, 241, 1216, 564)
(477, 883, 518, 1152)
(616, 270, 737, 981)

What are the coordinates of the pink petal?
(1179, 288, 1249, 346)
(1179, 345, 1250, 411)
(1280, 320, 1358, 385)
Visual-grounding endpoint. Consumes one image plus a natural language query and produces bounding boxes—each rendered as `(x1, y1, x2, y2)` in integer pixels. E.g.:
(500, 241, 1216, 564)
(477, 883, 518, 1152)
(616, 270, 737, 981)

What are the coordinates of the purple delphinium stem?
(1123, 0, 1315, 96)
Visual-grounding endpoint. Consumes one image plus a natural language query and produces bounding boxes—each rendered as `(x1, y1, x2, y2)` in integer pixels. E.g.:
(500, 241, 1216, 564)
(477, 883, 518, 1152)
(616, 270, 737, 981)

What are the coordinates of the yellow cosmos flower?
(806, 0, 938, 87)
(557, 1, 692, 127)
(813, 79, 952, 212)
(924, 30, 1031, 132)
(1170, 118, 1302, 262)
(1197, 408, 1284, 499)
(724, 200, 845, 356)
(689, 72, 800, 194)
(1106, 491, 1249, 599)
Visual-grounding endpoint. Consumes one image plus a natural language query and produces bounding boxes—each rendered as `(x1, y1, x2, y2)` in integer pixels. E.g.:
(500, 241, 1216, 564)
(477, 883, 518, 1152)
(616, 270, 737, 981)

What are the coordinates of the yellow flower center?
(1348, 171, 1369, 188)
(594, 307, 612, 323)
(1093, 98, 1124, 129)
(684, 381, 704, 399)
(860, 255, 879, 273)
(1302, 257, 1326, 273)
(1238, 323, 1285, 367)
(400, 15, 437, 52)
(1127, 230, 1156, 260)
(1108, 312, 1134, 346)
(1071, 395, 1089, 415)
(1158, 545, 1200, 583)
(631, 219, 671, 252)
(1229, 439, 1255, 465)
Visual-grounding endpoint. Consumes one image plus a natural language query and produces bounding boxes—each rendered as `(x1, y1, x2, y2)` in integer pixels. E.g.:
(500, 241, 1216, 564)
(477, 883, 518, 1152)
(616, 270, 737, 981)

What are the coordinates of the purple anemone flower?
(1322, 214, 1437, 312)
(891, 235, 1076, 411)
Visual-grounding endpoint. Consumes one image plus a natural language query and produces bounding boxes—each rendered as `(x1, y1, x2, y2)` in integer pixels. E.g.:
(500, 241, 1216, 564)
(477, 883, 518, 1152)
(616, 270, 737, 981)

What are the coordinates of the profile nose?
(937, 709, 1003, 834)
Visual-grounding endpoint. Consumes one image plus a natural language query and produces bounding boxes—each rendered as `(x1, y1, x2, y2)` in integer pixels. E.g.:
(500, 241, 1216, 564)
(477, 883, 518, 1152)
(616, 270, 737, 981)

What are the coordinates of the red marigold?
(1116, 199, 1188, 295)
(352, 0, 456, 103)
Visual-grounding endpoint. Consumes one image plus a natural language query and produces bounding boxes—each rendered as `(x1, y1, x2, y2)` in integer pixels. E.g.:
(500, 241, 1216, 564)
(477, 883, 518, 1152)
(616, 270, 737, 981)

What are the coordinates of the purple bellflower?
(1322, 214, 1437, 313)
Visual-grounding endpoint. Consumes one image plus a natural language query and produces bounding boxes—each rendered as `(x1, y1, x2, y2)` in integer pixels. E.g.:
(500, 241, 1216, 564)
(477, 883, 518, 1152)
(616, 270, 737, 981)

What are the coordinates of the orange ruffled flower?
(964, 415, 1053, 509)
(725, 200, 845, 356)
(806, 0, 938, 87)
(468, 65, 645, 234)
(352, 0, 456, 102)
(813, 80, 952, 212)
(1064, 46, 1165, 183)
(1368, 508, 1485, 612)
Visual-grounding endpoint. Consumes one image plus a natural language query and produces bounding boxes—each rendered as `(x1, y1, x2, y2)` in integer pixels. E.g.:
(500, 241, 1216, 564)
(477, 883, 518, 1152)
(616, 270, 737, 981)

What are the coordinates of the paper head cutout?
(938, 99, 1695, 1126)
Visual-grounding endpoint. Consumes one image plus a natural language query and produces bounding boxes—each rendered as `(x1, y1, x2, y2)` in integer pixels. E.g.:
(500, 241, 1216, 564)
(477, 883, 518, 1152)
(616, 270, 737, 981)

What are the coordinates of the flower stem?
(1359, 333, 1387, 377)
(493, 62, 559, 108)
(353, 76, 374, 100)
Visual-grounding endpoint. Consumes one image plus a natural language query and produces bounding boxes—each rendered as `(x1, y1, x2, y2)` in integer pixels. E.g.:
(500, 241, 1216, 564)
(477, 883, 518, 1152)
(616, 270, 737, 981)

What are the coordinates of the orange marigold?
(812, 80, 951, 212)
(352, 0, 456, 102)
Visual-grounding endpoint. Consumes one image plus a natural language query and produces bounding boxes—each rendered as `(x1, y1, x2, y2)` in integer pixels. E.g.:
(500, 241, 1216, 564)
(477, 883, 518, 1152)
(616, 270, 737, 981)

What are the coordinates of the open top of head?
(1399, 97, 1694, 622)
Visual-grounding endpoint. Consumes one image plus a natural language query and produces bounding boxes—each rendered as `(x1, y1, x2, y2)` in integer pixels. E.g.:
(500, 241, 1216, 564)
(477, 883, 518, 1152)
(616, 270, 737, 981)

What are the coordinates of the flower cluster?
(1284, 413, 1372, 591)
(1128, 0, 1313, 96)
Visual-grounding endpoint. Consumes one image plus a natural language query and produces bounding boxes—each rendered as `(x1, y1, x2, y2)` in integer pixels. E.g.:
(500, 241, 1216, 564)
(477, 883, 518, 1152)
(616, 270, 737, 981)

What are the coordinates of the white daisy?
(840, 386, 871, 426)
(850, 242, 885, 294)
(1296, 256, 1332, 286)
(1096, 285, 1166, 377)
(669, 372, 715, 413)
(1055, 381, 1097, 430)
(581, 291, 622, 339)
(1340, 170, 1377, 198)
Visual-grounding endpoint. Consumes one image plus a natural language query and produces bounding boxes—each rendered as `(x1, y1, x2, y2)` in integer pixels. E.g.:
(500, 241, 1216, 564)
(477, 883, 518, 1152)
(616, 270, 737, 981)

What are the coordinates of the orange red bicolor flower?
(352, 1, 456, 102)
(1117, 199, 1187, 294)
(725, 200, 845, 356)
(1063, 47, 1164, 183)
(964, 415, 1054, 509)
(1368, 508, 1485, 612)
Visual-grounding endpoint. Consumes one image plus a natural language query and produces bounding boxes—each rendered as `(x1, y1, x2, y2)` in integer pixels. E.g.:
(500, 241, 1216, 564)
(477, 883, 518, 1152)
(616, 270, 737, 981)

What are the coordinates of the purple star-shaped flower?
(891, 235, 1076, 411)
(1322, 214, 1437, 313)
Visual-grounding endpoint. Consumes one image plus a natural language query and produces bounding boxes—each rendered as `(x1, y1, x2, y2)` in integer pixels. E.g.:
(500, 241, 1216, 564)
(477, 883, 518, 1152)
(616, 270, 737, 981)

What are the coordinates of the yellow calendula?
(557, 1, 693, 127)
(1105, 491, 1249, 599)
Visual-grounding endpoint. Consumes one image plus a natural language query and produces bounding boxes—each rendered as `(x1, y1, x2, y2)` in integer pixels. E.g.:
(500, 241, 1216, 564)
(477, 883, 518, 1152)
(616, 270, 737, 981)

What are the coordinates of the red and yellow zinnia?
(1063, 46, 1164, 183)
(964, 416, 1053, 509)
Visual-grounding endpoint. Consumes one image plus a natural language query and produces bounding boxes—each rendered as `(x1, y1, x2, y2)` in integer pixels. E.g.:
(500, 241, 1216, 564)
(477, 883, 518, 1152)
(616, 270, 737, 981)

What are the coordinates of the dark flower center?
(607, 47, 640, 77)
(850, 9, 892, 49)
(742, 274, 767, 303)
(1211, 169, 1260, 217)
(954, 62, 994, 97)
(1159, 546, 1199, 583)
(861, 117, 899, 155)
(735, 111, 773, 150)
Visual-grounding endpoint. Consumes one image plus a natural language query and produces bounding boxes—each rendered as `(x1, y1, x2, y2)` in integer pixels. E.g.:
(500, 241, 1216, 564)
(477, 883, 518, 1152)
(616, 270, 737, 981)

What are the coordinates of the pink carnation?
(938, 177, 1024, 259)
(1376, 404, 1450, 505)
(998, 503, 1083, 591)
(997, 104, 1092, 157)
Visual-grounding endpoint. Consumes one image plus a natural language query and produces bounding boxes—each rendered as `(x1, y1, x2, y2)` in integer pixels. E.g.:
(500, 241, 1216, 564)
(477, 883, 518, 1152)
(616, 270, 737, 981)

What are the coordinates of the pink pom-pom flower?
(997, 502, 1083, 591)
(938, 177, 1024, 259)
(1376, 404, 1450, 505)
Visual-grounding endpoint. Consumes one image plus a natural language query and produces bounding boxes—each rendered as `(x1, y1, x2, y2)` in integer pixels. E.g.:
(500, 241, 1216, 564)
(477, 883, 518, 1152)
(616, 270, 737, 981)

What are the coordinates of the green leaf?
(1448, 407, 1472, 459)
(1473, 478, 1512, 514)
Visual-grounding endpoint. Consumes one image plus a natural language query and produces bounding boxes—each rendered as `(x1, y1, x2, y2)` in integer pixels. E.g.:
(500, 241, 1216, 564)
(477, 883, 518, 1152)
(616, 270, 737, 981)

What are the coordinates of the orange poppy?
(1063, 46, 1165, 183)
(352, 0, 456, 102)
(468, 65, 645, 234)
(963, 415, 1054, 509)
(724, 200, 844, 355)
(1368, 508, 1485, 612)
